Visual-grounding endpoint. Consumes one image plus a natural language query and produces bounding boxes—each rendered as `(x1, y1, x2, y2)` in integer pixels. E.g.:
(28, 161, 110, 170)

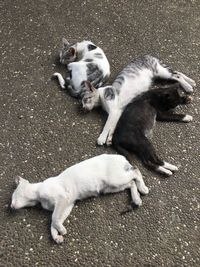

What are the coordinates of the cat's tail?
(52, 72, 66, 89)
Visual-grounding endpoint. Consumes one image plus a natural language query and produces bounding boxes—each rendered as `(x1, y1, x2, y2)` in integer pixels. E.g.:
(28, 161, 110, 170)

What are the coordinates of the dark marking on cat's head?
(104, 87, 115, 101)
(88, 44, 97, 51)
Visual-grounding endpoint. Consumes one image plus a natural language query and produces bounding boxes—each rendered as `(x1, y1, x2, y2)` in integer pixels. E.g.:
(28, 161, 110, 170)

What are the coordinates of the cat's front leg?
(97, 109, 122, 146)
(51, 197, 74, 244)
(106, 111, 122, 146)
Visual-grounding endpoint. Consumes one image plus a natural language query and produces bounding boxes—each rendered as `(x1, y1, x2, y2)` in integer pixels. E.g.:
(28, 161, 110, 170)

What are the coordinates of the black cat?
(112, 86, 193, 175)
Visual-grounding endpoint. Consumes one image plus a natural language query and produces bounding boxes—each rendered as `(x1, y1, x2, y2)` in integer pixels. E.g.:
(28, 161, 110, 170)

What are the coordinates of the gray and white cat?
(53, 38, 110, 98)
(82, 55, 196, 146)
(10, 154, 148, 244)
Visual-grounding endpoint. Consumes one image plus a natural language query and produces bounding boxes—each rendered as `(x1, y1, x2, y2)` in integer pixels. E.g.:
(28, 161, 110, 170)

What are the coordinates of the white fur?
(11, 154, 148, 244)
(157, 166, 173, 176)
(182, 114, 193, 122)
(156, 161, 178, 176)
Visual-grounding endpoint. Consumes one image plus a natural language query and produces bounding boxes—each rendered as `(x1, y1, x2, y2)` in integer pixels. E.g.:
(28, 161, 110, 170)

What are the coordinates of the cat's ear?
(15, 176, 28, 185)
(69, 47, 75, 56)
(62, 38, 70, 47)
(84, 81, 96, 92)
(15, 176, 22, 185)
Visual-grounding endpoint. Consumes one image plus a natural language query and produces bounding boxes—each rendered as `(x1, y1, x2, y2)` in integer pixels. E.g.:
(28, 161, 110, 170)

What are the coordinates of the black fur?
(112, 86, 191, 173)
(88, 44, 97, 51)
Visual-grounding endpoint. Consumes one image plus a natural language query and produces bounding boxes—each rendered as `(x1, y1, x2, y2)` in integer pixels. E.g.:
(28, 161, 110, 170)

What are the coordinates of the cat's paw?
(187, 78, 196, 87)
(140, 186, 149, 195)
(60, 227, 67, 236)
(97, 135, 107, 146)
(184, 84, 194, 94)
(133, 198, 142, 207)
(54, 235, 64, 244)
(106, 136, 113, 146)
(182, 115, 193, 122)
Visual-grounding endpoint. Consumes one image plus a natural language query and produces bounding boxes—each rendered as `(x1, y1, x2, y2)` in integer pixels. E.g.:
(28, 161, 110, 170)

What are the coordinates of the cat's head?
(154, 87, 185, 111)
(60, 38, 77, 64)
(82, 81, 101, 111)
(10, 176, 37, 209)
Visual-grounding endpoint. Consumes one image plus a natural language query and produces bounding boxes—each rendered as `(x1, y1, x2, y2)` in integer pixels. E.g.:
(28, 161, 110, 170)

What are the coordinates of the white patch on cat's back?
(119, 69, 153, 108)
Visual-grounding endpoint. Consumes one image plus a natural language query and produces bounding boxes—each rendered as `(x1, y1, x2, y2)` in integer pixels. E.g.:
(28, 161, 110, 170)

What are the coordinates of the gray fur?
(84, 59, 93, 62)
(124, 162, 136, 172)
(104, 87, 115, 100)
(94, 53, 104, 59)
(87, 63, 104, 85)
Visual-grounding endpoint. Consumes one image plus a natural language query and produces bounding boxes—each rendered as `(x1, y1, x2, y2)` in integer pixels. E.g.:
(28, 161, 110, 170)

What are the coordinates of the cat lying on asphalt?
(112, 86, 193, 175)
(10, 154, 148, 244)
(82, 55, 196, 146)
(53, 38, 110, 98)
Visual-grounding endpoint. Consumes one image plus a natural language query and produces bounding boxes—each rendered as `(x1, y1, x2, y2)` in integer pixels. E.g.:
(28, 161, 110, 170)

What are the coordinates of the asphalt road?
(0, 0, 199, 266)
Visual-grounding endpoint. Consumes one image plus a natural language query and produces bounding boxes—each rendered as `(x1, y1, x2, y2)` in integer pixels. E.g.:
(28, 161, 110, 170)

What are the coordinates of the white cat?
(82, 55, 196, 146)
(10, 154, 149, 244)
(53, 38, 110, 98)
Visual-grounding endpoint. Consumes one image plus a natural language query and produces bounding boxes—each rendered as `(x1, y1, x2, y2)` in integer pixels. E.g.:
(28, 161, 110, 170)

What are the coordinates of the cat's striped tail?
(52, 72, 66, 89)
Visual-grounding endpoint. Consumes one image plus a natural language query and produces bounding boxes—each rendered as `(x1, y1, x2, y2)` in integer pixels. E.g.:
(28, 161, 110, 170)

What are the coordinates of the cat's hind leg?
(129, 180, 142, 207)
(155, 61, 195, 93)
(132, 168, 149, 195)
(129, 135, 177, 176)
(175, 71, 196, 87)
(157, 111, 193, 123)
(171, 72, 194, 93)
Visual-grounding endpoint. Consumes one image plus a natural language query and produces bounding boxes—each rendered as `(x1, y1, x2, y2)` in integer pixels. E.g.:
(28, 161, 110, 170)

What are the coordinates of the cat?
(10, 154, 148, 244)
(53, 38, 110, 98)
(112, 86, 193, 175)
(81, 55, 196, 146)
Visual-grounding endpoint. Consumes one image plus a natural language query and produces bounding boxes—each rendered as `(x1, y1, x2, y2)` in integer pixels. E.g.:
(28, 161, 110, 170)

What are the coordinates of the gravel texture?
(0, 0, 199, 266)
